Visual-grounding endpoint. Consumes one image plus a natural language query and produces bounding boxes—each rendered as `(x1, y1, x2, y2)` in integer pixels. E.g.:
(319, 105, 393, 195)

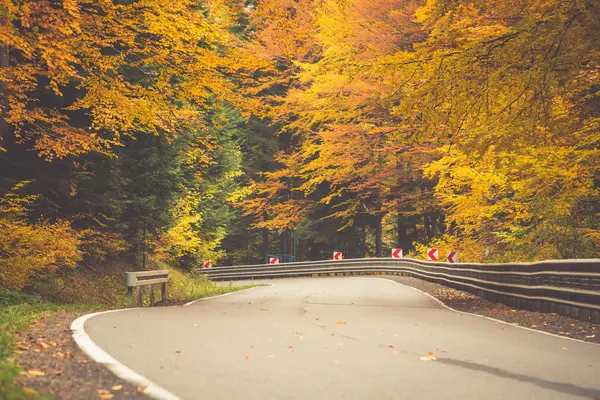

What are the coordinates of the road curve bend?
(80, 278, 600, 400)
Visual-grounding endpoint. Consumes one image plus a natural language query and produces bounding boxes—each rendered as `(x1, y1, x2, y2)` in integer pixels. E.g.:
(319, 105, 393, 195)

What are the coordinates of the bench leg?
(137, 286, 143, 307)
(127, 287, 133, 307)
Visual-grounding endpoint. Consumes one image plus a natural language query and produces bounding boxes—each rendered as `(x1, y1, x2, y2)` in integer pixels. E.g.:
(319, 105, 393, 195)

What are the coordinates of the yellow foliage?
(0, 183, 81, 289)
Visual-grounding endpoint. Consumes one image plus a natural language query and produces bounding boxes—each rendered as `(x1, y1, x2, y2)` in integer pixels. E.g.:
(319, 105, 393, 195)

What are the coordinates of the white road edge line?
(183, 285, 264, 306)
(71, 309, 180, 400)
(379, 277, 599, 346)
(71, 284, 269, 400)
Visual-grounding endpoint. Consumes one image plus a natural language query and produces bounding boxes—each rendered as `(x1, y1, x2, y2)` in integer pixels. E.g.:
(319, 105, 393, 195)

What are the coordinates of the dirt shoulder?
(387, 276, 599, 344)
(15, 311, 147, 400)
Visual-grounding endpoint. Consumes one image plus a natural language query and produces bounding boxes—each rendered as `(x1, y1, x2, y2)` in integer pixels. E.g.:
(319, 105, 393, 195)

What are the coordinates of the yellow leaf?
(97, 389, 114, 399)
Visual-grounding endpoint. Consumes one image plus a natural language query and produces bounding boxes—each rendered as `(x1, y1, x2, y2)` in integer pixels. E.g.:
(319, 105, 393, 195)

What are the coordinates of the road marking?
(71, 309, 180, 400)
(380, 277, 599, 346)
(71, 285, 267, 399)
(183, 285, 265, 307)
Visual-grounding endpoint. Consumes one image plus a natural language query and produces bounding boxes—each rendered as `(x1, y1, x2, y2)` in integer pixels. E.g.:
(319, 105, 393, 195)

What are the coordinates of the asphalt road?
(84, 278, 600, 400)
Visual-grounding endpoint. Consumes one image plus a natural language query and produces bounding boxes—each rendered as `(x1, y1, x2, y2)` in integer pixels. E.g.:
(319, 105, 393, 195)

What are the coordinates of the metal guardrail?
(200, 258, 600, 323)
(125, 270, 169, 307)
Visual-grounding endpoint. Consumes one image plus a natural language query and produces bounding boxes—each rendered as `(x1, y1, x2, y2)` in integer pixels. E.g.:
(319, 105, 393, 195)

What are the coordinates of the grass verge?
(0, 289, 97, 399)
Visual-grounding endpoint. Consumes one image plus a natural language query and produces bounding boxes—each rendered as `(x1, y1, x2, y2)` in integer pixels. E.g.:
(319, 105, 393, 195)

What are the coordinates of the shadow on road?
(436, 358, 600, 398)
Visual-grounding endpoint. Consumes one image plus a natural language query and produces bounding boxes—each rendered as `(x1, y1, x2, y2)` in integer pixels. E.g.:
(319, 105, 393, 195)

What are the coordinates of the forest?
(1, 0, 599, 296)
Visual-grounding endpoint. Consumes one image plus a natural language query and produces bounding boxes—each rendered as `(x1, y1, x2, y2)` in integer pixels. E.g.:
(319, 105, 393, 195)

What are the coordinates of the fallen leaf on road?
(26, 369, 45, 377)
(418, 355, 437, 361)
(193, 324, 198, 327)
(336, 321, 347, 325)
(245, 354, 253, 359)
(111, 385, 123, 391)
(427, 352, 434, 355)
(530, 324, 537, 329)
(386, 344, 394, 348)
(561, 347, 568, 351)
(175, 350, 182, 354)
(97, 389, 114, 399)
(330, 333, 335, 336)
(492, 322, 498, 325)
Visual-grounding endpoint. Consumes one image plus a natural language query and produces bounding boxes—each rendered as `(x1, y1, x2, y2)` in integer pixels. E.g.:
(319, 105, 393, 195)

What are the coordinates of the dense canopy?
(1, 0, 599, 288)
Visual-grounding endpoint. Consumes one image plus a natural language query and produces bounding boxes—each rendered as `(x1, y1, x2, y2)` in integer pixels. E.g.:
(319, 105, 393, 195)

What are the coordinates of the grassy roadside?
(0, 272, 256, 399)
(0, 289, 97, 399)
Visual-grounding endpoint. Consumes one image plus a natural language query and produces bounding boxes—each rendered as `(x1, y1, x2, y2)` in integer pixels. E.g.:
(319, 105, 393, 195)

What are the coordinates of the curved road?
(84, 278, 600, 399)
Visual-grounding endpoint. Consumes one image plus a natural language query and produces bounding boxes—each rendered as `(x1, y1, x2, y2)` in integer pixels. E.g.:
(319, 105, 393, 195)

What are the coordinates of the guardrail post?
(570, 307, 579, 319)
(127, 287, 133, 307)
(580, 309, 590, 322)
(137, 286, 143, 307)
(149, 285, 155, 306)
(161, 282, 167, 301)
(591, 310, 599, 324)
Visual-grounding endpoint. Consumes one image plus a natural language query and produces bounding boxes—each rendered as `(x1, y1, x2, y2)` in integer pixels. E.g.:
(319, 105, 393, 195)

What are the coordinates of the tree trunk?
(280, 230, 288, 260)
(397, 214, 409, 251)
(0, 45, 9, 142)
(142, 228, 147, 270)
(431, 213, 438, 237)
(359, 213, 367, 257)
(439, 214, 446, 234)
(375, 214, 383, 257)
(262, 228, 269, 258)
(424, 214, 432, 239)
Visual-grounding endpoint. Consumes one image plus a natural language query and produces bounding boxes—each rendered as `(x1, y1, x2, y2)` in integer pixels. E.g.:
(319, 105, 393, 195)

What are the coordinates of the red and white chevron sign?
(269, 257, 280, 264)
(202, 261, 212, 269)
(392, 248, 403, 259)
(427, 248, 439, 261)
(447, 251, 459, 263)
(333, 252, 343, 261)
